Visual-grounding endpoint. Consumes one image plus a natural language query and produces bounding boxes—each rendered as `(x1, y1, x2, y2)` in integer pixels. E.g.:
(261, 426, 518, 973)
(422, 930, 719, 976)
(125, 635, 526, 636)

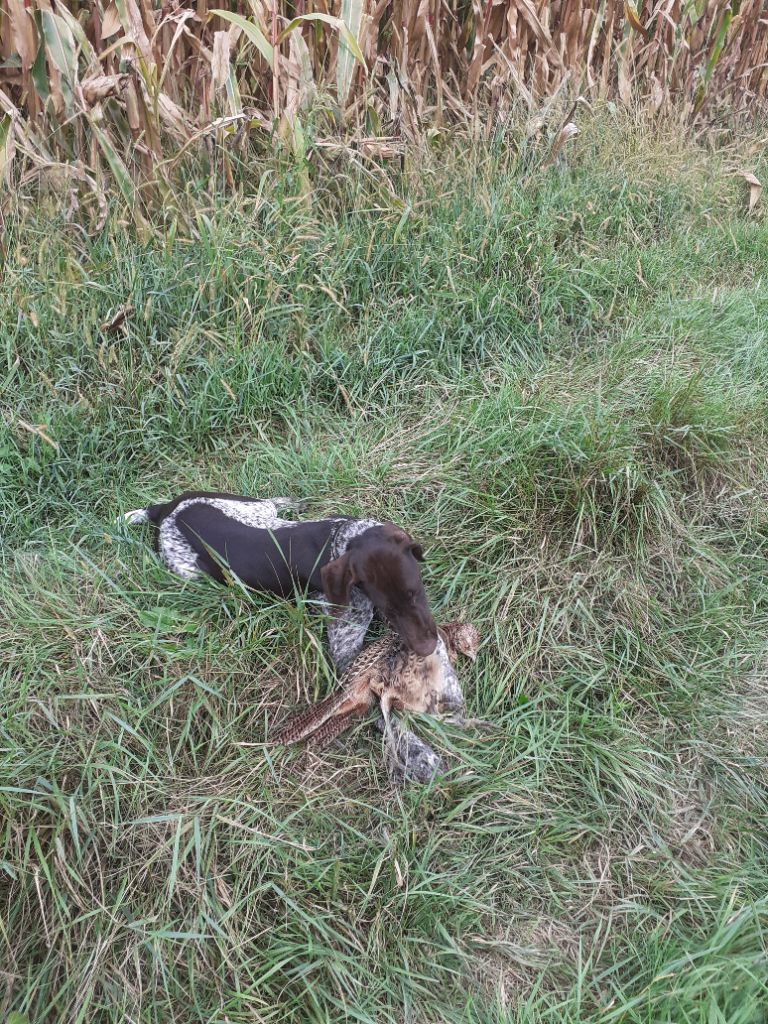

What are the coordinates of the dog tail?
(122, 507, 149, 524)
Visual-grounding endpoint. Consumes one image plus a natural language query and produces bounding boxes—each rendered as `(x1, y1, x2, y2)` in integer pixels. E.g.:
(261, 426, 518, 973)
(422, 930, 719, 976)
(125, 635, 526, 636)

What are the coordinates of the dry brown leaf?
(124, 78, 141, 134)
(285, 28, 315, 115)
(4, 0, 768, 200)
(8, 0, 38, 72)
(618, 54, 632, 106)
(740, 172, 762, 213)
(649, 74, 664, 111)
(157, 92, 191, 140)
(386, 69, 400, 120)
(122, 0, 153, 63)
(81, 74, 130, 105)
(100, 304, 134, 333)
(211, 30, 231, 96)
(0, 114, 16, 185)
(100, 2, 122, 39)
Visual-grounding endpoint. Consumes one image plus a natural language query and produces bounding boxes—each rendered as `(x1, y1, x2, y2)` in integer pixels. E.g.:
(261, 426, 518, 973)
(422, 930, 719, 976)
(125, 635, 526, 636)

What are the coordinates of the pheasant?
(271, 622, 479, 770)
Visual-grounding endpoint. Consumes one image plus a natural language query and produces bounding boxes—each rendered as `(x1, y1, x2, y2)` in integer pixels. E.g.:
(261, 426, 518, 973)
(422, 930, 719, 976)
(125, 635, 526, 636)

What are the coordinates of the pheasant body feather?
(271, 621, 478, 754)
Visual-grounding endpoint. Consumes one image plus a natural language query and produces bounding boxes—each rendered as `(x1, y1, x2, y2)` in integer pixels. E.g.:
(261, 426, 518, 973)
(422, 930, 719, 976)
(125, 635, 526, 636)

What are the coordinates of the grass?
(2, 111, 768, 1023)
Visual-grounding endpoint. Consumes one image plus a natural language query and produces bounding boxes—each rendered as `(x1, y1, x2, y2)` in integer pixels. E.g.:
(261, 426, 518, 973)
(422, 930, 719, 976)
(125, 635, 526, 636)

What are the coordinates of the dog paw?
(384, 721, 445, 785)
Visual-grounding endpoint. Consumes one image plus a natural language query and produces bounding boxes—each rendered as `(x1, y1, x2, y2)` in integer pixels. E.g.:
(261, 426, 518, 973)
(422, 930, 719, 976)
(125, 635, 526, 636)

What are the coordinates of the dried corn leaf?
(211, 30, 231, 96)
(101, 2, 122, 39)
(52, 0, 99, 69)
(618, 49, 632, 105)
(210, 9, 273, 65)
(8, 0, 37, 72)
(649, 73, 664, 111)
(286, 29, 315, 115)
(740, 171, 762, 213)
(3, 0, 768, 214)
(88, 117, 149, 236)
(338, 0, 364, 104)
(156, 92, 191, 139)
(40, 9, 77, 82)
(278, 13, 366, 69)
(114, 0, 153, 63)
(0, 113, 15, 184)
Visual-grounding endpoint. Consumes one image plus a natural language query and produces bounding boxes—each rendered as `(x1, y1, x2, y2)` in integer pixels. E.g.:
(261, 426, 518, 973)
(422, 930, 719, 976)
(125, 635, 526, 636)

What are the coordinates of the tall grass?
(1, 115, 768, 1022)
(1, 0, 767, 225)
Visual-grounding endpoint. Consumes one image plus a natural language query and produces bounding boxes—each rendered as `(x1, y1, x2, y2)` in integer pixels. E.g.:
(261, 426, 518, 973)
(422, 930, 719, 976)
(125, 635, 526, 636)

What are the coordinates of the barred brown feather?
(271, 621, 478, 750)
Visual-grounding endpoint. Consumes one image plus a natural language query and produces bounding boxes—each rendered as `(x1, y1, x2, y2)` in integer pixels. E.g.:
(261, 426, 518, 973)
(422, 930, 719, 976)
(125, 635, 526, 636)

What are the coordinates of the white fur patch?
(324, 518, 381, 671)
(328, 518, 381, 560)
(433, 634, 463, 712)
(123, 508, 149, 524)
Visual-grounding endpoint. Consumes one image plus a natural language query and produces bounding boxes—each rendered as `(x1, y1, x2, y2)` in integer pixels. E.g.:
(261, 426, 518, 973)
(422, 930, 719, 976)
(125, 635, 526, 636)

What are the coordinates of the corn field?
(1, 0, 767, 220)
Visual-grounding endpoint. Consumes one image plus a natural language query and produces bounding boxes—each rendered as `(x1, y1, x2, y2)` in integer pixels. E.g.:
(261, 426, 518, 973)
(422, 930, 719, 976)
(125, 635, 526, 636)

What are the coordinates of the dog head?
(321, 523, 438, 657)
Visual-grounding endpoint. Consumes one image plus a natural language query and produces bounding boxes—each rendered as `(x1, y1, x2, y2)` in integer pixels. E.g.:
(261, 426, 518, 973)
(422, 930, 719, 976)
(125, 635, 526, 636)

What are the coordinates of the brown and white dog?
(124, 491, 438, 674)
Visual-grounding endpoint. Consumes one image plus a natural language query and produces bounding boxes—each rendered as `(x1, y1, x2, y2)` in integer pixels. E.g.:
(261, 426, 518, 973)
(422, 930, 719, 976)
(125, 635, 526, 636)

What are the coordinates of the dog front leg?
(378, 714, 445, 785)
(323, 587, 374, 675)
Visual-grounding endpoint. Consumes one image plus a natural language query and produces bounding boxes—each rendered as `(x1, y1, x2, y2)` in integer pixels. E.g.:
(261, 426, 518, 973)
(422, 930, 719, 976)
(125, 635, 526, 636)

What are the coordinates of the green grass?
(2, 112, 768, 1023)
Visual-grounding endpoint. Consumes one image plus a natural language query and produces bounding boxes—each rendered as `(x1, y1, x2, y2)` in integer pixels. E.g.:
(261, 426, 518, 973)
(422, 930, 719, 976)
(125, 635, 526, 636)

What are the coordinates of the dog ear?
(410, 542, 425, 562)
(320, 553, 356, 610)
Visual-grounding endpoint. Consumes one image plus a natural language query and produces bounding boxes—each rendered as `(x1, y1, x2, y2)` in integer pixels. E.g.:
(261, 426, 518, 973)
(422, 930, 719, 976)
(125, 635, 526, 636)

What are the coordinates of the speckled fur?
(135, 496, 381, 672)
(321, 517, 382, 673)
(431, 634, 464, 714)
(384, 717, 445, 784)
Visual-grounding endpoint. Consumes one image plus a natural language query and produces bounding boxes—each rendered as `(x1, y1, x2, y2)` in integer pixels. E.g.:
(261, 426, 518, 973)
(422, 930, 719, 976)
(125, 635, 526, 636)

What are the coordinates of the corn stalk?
(0, 0, 766, 217)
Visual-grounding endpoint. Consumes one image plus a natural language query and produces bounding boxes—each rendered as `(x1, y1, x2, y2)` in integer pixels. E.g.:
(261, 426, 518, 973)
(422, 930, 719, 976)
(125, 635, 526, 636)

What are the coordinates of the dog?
(124, 491, 438, 674)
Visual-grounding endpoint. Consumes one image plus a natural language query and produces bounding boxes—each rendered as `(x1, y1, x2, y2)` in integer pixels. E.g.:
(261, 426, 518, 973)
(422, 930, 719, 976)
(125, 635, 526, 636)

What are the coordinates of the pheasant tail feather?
(304, 706, 368, 753)
(271, 685, 373, 746)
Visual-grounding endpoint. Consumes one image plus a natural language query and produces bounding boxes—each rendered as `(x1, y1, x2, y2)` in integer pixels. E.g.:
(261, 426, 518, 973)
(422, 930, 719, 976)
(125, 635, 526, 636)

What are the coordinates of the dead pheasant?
(272, 621, 480, 756)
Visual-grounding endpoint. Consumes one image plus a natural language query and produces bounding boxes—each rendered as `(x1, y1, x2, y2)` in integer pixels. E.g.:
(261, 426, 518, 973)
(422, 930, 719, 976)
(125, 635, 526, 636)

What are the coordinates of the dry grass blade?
(7, 0, 36, 76)
(0, 112, 15, 185)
